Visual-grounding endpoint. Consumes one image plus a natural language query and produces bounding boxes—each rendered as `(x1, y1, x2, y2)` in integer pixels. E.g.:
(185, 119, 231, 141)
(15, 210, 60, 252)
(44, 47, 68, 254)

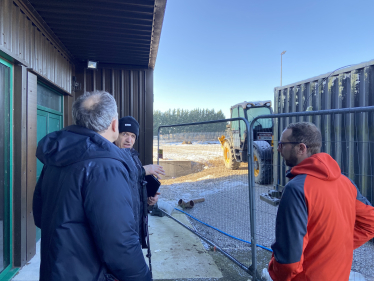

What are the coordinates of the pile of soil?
(160, 157, 248, 185)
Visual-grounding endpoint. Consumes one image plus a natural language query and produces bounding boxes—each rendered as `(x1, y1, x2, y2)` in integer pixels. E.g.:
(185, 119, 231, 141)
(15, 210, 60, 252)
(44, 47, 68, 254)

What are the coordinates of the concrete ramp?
(144, 212, 223, 280)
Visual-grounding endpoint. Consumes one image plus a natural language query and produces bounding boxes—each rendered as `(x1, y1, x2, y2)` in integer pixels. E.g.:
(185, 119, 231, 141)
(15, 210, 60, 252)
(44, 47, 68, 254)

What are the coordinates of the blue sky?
(154, 0, 374, 118)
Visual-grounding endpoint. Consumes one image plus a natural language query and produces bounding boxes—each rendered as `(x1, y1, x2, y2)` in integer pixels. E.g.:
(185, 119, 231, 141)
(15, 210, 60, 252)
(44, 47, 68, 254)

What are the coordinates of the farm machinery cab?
(218, 100, 273, 185)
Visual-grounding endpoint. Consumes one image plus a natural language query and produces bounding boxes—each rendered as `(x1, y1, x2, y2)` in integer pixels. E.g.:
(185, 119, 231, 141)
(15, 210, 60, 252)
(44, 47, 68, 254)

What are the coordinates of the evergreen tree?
(153, 108, 227, 134)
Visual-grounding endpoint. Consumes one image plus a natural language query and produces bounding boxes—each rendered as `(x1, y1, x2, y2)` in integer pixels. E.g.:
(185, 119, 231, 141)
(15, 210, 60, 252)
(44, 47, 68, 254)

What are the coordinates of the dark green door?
(36, 83, 63, 241)
(0, 58, 12, 278)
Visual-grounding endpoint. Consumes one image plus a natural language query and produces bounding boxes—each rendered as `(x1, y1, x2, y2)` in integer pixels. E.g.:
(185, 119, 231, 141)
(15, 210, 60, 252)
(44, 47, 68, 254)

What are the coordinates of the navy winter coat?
(129, 148, 148, 248)
(33, 125, 151, 281)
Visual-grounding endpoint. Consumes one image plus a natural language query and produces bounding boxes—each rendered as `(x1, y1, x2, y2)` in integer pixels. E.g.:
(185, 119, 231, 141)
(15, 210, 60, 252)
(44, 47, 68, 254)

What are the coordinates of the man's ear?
(112, 118, 118, 133)
(298, 143, 308, 155)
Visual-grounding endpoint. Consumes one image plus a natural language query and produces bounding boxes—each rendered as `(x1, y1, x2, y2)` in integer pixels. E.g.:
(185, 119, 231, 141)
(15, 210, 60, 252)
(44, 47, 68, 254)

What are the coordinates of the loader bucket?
(218, 135, 226, 148)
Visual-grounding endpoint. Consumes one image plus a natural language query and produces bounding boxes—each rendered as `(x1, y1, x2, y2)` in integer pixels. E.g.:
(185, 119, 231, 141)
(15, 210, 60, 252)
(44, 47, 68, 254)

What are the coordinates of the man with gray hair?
(268, 122, 374, 281)
(33, 91, 151, 281)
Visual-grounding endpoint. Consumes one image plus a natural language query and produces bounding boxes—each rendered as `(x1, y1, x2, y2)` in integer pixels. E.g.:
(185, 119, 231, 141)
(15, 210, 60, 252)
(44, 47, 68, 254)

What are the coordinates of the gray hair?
(286, 122, 322, 155)
(72, 91, 118, 133)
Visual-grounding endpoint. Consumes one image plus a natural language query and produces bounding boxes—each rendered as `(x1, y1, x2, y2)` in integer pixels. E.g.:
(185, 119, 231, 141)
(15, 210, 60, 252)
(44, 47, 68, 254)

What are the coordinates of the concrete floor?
(12, 240, 40, 281)
(144, 212, 223, 279)
(10, 211, 371, 281)
(12, 212, 225, 281)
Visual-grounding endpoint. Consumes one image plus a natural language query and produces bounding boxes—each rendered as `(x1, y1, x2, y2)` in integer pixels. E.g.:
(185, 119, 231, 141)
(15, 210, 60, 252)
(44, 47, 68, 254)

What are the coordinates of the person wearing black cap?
(115, 116, 165, 249)
(115, 116, 165, 181)
(33, 92, 151, 281)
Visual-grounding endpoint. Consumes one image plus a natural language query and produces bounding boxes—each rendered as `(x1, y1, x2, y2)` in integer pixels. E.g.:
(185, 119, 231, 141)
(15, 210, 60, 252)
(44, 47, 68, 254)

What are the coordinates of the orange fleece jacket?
(268, 153, 374, 281)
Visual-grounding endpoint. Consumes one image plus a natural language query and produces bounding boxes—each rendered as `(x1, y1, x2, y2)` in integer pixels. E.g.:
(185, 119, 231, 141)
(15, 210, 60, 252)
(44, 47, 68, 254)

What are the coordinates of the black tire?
(253, 141, 273, 185)
(223, 141, 240, 170)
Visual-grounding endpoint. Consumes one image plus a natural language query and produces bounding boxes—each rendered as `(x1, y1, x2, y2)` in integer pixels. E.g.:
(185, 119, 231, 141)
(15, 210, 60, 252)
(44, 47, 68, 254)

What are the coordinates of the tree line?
(153, 108, 227, 134)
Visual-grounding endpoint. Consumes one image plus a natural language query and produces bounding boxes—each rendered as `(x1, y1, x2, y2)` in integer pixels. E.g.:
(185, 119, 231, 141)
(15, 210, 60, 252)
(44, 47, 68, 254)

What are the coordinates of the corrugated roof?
(27, 0, 166, 69)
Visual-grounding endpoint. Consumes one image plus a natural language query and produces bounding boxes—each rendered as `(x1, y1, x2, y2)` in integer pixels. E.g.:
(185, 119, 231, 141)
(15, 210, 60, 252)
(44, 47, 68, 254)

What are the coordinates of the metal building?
(0, 0, 166, 278)
(274, 59, 374, 204)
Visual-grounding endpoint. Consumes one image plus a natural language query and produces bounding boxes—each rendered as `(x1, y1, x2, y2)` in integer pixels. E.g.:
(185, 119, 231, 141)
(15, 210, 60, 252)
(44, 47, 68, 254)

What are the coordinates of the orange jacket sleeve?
(354, 199, 374, 249)
(350, 180, 374, 249)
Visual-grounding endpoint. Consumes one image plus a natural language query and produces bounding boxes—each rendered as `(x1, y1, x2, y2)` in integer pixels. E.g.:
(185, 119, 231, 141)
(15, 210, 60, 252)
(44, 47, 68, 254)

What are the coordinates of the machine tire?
(223, 141, 240, 170)
(253, 141, 273, 185)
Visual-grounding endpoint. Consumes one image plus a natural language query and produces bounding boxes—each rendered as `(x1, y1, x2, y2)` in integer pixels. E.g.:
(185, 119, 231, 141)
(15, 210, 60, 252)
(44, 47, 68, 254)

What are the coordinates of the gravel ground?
(157, 143, 374, 280)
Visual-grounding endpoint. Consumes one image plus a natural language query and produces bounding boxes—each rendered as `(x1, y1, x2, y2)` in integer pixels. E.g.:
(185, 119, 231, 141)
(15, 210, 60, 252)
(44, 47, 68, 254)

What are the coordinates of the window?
(238, 107, 246, 141)
(246, 107, 272, 129)
(231, 107, 239, 131)
(37, 83, 62, 112)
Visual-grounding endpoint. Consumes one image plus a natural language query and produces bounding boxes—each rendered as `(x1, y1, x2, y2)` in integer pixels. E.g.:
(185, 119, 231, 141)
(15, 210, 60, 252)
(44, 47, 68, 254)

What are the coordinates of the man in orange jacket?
(268, 122, 374, 281)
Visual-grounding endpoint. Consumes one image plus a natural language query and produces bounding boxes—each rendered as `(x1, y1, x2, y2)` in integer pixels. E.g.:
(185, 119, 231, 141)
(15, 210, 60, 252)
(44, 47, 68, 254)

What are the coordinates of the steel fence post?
(246, 118, 258, 280)
(157, 127, 160, 165)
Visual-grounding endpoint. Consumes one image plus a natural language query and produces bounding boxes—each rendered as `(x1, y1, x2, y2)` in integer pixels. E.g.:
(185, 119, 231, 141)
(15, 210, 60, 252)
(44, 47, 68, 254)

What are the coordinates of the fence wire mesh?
(252, 108, 374, 281)
(154, 107, 374, 281)
(154, 121, 256, 276)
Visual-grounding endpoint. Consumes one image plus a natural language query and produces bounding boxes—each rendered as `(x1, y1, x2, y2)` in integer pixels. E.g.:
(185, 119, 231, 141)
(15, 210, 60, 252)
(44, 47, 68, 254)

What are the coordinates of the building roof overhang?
(23, 0, 167, 69)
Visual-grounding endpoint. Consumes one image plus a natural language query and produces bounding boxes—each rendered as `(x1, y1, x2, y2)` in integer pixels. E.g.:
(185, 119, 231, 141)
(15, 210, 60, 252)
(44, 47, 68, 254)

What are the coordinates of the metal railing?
(154, 106, 374, 280)
(249, 106, 374, 280)
(156, 118, 263, 278)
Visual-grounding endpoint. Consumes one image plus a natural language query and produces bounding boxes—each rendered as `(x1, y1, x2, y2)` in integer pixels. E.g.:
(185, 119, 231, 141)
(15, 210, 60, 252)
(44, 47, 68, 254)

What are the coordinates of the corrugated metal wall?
(1, 0, 75, 267)
(274, 59, 374, 203)
(2, 0, 157, 268)
(76, 67, 154, 165)
(0, 0, 73, 94)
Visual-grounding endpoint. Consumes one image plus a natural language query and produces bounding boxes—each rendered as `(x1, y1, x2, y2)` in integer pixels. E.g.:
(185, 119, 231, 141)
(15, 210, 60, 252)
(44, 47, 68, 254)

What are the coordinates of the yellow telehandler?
(218, 100, 273, 184)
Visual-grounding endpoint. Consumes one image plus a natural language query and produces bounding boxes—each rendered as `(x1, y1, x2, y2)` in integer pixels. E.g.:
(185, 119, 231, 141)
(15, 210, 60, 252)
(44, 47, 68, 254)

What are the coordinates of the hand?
(143, 164, 165, 179)
(261, 268, 272, 281)
(148, 193, 160, 206)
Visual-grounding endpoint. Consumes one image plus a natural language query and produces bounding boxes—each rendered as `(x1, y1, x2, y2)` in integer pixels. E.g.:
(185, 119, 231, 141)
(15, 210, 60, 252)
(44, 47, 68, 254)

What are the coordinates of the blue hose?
(174, 207, 273, 252)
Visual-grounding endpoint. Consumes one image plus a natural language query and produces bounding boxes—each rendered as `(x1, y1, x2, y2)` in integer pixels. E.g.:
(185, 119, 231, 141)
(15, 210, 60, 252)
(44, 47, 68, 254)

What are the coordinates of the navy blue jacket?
(33, 125, 151, 281)
(129, 149, 148, 248)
